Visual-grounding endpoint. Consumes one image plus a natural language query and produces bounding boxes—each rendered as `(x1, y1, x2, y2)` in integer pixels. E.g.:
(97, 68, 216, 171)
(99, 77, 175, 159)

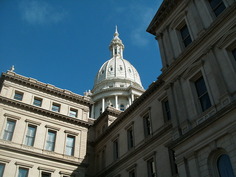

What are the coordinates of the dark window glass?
(169, 150, 178, 176)
(14, 92, 23, 101)
(18, 168, 28, 177)
(33, 97, 42, 107)
(52, 103, 60, 112)
(180, 25, 192, 47)
(120, 104, 125, 111)
(129, 170, 135, 177)
(25, 125, 36, 146)
(143, 113, 152, 137)
(217, 154, 235, 177)
(195, 76, 211, 111)
(163, 100, 171, 121)
(127, 128, 134, 150)
(113, 139, 119, 160)
(3, 119, 16, 141)
(147, 158, 156, 177)
(232, 48, 236, 61)
(42, 172, 51, 177)
(0, 164, 5, 177)
(209, 0, 226, 16)
(69, 109, 77, 118)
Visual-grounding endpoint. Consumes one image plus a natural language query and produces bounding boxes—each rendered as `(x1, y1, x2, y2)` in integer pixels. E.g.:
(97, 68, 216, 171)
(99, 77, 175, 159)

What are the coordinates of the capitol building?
(0, 0, 236, 177)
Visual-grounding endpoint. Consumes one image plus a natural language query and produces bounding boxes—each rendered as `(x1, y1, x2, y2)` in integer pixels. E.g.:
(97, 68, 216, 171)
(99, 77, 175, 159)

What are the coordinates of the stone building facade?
(0, 0, 236, 177)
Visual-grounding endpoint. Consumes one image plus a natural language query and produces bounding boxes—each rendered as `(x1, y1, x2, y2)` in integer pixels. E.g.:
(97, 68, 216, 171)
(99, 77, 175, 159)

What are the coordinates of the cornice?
(147, 0, 182, 35)
(0, 143, 87, 167)
(1, 72, 93, 106)
(0, 96, 92, 128)
(158, 4, 236, 81)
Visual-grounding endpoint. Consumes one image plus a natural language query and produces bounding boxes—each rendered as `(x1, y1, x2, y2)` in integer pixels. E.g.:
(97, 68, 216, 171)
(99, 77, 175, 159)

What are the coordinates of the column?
(115, 95, 118, 109)
(102, 98, 105, 112)
(128, 97, 132, 106)
(131, 94, 134, 102)
(91, 105, 94, 118)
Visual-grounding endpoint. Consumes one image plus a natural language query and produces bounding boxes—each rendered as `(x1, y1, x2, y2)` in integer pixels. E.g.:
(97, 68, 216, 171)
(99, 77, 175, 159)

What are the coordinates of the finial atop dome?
(114, 25, 119, 37)
(109, 26, 124, 58)
(10, 65, 15, 72)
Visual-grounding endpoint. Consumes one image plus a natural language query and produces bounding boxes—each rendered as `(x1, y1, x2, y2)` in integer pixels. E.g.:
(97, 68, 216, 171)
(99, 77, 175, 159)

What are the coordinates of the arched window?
(217, 154, 234, 177)
(120, 104, 125, 111)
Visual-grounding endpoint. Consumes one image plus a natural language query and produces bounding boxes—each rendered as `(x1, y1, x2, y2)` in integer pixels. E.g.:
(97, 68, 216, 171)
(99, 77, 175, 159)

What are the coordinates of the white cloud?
(19, 0, 67, 25)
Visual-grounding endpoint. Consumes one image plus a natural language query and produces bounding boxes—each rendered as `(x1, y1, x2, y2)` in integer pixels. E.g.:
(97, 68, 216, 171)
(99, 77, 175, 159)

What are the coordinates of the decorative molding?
(45, 125, 60, 131)
(15, 162, 33, 168)
(64, 130, 79, 136)
(4, 113, 21, 120)
(0, 158, 10, 163)
(38, 166, 55, 172)
(25, 119, 41, 126)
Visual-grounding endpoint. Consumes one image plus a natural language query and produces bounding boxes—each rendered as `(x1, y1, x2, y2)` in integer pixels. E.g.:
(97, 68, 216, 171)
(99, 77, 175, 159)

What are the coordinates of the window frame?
(127, 127, 134, 150)
(18, 167, 29, 177)
(33, 97, 42, 107)
(147, 158, 157, 177)
(14, 91, 24, 101)
(162, 98, 171, 122)
(143, 112, 152, 137)
(69, 108, 78, 118)
(24, 124, 37, 147)
(65, 135, 75, 156)
(45, 130, 57, 151)
(113, 138, 119, 161)
(208, 0, 226, 17)
(51, 103, 61, 112)
(179, 23, 192, 48)
(0, 163, 5, 177)
(3, 119, 16, 141)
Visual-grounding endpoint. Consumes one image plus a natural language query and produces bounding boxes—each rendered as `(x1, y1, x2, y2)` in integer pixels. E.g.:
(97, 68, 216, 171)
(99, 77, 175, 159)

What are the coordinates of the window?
(18, 168, 28, 177)
(25, 125, 36, 146)
(65, 135, 75, 156)
(120, 104, 125, 111)
(0, 164, 5, 177)
(113, 139, 119, 160)
(180, 24, 192, 47)
(3, 119, 16, 141)
(42, 172, 51, 177)
(45, 130, 56, 151)
(69, 108, 78, 118)
(52, 103, 60, 112)
(127, 128, 134, 150)
(101, 149, 106, 168)
(129, 170, 135, 177)
(169, 150, 178, 176)
(195, 76, 211, 111)
(14, 91, 23, 101)
(208, 0, 226, 17)
(33, 97, 42, 107)
(217, 154, 235, 177)
(232, 48, 236, 61)
(147, 158, 157, 177)
(143, 113, 152, 137)
(163, 99, 171, 121)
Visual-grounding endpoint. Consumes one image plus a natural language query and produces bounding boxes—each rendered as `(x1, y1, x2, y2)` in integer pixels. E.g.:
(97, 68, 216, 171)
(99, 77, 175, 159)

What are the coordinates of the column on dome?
(102, 98, 105, 112)
(115, 95, 118, 109)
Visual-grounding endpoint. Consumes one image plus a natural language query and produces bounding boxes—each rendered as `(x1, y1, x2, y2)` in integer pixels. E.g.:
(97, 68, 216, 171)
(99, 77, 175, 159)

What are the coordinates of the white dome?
(94, 56, 143, 89)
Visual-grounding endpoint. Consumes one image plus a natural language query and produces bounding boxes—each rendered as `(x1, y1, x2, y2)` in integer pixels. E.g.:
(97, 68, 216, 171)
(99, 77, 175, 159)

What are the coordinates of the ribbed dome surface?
(94, 56, 143, 88)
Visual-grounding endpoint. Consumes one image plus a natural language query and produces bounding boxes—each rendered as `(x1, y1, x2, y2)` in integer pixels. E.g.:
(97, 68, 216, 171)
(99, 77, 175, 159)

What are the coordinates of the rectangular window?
(52, 103, 60, 112)
(232, 48, 236, 61)
(42, 172, 51, 177)
(163, 99, 171, 121)
(65, 135, 75, 156)
(18, 168, 28, 177)
(129, 170, 135, 177)
(14, 91, 23, 101)
(127, 128, 134, 150)
(143, 113, 152, 137)
(69, 108, 78, 118)
(45, 130, 56, 151)
(25, 125, 36, 146)
(169, 150, 178, 176)
(33, 97, 42, 107)
(113, 139, 119, 160)
(180, 24, 192, 47)
(147, 158, 156, 177)
(195, 76, 211, 111)
(0, 164, 5, 177)
(208, 0, 226, 17)
(3, 119, 16, 141)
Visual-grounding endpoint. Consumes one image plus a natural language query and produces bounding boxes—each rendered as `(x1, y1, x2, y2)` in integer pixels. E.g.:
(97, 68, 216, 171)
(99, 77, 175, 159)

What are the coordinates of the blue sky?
(0, 0, 163, 95)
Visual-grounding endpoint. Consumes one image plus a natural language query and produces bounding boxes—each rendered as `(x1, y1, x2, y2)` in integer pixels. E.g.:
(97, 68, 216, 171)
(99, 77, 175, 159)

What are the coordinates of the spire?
(109, 26, 124, 58)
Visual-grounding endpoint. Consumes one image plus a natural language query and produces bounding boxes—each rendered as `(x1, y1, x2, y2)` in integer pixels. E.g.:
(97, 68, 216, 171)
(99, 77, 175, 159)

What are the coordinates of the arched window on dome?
(217, 154, 234, 177)
(120, 104, 125, 111)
